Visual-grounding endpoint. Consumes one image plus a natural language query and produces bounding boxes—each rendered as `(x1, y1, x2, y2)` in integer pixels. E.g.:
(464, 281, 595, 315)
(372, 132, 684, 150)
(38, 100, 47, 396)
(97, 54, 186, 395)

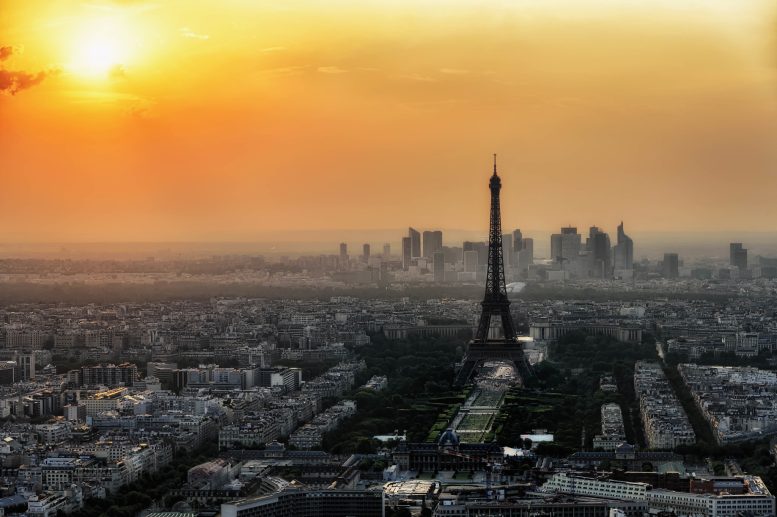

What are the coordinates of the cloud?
(439, 68, 470, 75)
(396, 73, 437, 83)
(261, 46, 286, 53)
(318, 66, 347, 74)
(0, 44, 56, 95)
(179, 27, 209, 40)
(0, 70, 49, 95)
(258, 65, 309, 76)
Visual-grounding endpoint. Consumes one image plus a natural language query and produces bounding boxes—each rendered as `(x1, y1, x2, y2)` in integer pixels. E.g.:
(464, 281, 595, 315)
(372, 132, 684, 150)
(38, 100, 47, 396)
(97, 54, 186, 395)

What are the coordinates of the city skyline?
(3, 1, 777, 241)
(4, 3, 777, 516)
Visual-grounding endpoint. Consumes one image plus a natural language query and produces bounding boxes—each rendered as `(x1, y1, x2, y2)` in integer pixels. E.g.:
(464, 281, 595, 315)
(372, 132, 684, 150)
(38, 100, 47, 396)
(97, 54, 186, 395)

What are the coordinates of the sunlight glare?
(67, 17, 133, 78)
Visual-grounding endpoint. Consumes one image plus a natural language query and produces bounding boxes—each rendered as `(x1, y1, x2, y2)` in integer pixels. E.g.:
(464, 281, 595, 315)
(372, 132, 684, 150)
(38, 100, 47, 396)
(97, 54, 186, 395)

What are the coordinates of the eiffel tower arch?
(454, 156, 532, 386)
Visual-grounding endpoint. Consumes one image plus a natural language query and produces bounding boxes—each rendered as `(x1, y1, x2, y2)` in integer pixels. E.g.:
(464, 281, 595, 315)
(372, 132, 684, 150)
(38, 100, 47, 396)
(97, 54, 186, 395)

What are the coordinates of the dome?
(438, 428, 460, 447)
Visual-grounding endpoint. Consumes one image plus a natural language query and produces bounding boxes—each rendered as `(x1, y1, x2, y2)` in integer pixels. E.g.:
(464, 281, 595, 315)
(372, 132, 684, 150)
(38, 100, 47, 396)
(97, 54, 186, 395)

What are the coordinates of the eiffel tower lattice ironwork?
(454, 155, 532, 386)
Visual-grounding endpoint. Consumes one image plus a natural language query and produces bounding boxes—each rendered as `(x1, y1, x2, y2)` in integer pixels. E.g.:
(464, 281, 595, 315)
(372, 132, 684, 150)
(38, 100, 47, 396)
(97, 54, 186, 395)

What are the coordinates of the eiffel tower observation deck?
(454, 156, 532, 386)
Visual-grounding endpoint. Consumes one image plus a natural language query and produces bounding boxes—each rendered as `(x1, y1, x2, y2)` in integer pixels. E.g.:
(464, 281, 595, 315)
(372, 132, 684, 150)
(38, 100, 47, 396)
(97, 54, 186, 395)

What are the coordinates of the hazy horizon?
(2, 229, 777, 261)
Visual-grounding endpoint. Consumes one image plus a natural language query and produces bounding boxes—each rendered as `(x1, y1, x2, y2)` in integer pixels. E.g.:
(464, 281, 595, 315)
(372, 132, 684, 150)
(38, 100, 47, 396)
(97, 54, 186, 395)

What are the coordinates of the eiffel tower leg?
(454, 356, 478, 387)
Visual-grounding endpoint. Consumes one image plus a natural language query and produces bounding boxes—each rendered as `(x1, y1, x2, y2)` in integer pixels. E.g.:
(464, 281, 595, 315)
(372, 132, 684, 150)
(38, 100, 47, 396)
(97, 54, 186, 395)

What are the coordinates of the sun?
(67, 17, 134, 78)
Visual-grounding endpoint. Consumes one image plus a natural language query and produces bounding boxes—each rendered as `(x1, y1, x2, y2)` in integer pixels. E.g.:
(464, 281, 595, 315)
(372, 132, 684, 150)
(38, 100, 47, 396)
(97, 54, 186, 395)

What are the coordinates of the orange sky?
(1, 0, 776, 242)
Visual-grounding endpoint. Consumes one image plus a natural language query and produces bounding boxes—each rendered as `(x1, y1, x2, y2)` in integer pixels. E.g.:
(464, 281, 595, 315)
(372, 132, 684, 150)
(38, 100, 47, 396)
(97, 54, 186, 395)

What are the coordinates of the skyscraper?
(613, 221, 634, 270)
(362, 243, 370, 262)
(382, 243, 391, 258)
(730, 243, 748, 270)
(663, 253, 679, 279)
(519, 237, 534, 271)
(408, 227, 421, 258)
(590, 230, 612, 278)
(502, 233, 513, 267)
(464, 250, 479, 273)
(433, 251, 445, 282)
(422, 230, 443, 258)
(463, 241, 489, 267)
(550, 227, 581, 265)
(402, 237, 412, 270)
(339, 243, 348, 268)
(512, 229, 523, 252)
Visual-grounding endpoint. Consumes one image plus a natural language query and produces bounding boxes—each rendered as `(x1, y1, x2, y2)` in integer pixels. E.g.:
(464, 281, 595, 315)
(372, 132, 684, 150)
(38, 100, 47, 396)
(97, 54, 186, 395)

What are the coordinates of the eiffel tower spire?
(475, 155, 516, 342)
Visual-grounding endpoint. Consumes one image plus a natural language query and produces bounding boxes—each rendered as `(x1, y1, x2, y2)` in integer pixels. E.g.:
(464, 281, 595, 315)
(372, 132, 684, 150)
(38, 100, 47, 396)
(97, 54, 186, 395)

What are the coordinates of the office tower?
(463, 241, 489, 266)
(408, 227, 421, 258)
(550, 227, 581, 265)
(339, 243, 348, 264)
(402, 237, 412, 270)
(613, 221, 634, 270)
(441, 245, 462, 264)
(502, 233, 513, 267)
(422, 230, 443, 258)
(382, 243, 391, 258)
(518, 237, 534, 272)
(586, 226, 602, 251)
(663, 253, 679, 279)
(464, 250, 479, 273)
(730, 243, 748, 270)
(513, 229, 523, 252)
(590, 231, 612, 278)
(433, 251, 445, 282)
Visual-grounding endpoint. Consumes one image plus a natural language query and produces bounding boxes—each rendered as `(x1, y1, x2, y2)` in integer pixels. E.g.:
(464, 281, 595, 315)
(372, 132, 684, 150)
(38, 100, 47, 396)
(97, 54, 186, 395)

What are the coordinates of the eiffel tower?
(454, 155, 532, 386)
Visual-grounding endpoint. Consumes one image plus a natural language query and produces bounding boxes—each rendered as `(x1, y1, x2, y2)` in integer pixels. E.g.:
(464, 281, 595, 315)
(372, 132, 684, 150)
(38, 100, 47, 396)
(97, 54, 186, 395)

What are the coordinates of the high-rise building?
(663, 253, 679, 279)
(433, 251, 445, 282)
(402, 237, 412, 270)
(512, 229, 523, 252)
(422, 230, 443, 258)
(463, 241, 488, 267)
(590, 230, 612, 278)
(586, 226, 602, 252)
(408, 227, 421, 258)
(730, 243, 748, 270)
(550, 227, 581, 265)
(502, 233, 513, 267)
(518, 237, 534, 271)
(362, 243, 370, 262)
(613, 221, 634, 270)
(441, 245, 463, 265)
(339, 243, 348, 265)
(382, 243, 391, 258)
(464, 250, 479, 273)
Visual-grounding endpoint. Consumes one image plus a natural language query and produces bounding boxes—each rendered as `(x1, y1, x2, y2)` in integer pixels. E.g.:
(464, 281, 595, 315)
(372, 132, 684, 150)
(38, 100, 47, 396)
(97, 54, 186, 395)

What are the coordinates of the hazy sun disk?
(67, 17, 134, 77)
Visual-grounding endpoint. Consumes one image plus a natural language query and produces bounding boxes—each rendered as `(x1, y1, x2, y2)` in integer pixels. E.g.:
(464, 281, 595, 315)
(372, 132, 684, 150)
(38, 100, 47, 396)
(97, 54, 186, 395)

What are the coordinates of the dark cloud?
(0, 70, 49, 95)
(0, 44, 55, 95)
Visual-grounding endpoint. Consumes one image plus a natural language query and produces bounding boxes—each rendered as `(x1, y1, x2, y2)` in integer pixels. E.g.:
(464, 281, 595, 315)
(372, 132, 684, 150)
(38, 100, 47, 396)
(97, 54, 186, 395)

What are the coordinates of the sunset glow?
(67, 19, 132, 77)
(2, 0, 777, 242)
